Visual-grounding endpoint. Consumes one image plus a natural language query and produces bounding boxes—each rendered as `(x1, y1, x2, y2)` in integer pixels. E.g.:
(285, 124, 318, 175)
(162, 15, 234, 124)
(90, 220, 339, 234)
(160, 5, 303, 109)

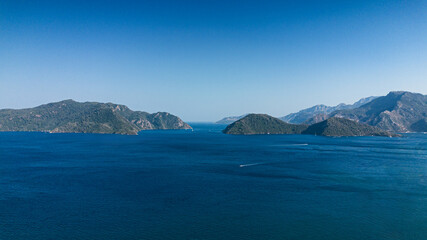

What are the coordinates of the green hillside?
(223, 114, 308, 135)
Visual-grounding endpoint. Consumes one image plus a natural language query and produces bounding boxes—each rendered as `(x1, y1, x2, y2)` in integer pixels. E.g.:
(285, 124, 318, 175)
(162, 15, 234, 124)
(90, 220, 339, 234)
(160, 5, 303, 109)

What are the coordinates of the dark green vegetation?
(316, 91, 427, 132)
(0, 100, 191, 135)
(410, 118, 427, 132)
(223, 114, 398, 137)
(303, 117, 399, 137)
(223, 114, 308, 135)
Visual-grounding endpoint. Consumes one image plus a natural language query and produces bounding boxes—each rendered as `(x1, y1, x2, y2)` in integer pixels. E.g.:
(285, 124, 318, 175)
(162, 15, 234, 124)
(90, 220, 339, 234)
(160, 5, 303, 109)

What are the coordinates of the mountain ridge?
(216, 96, 378, 125)
(281, 96, 378, 124)
(308, 91, 427, 132)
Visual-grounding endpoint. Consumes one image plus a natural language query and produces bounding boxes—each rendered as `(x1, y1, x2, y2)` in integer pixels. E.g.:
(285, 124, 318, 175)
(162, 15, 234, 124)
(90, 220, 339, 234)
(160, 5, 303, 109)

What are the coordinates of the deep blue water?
(0, 123, 427, 240)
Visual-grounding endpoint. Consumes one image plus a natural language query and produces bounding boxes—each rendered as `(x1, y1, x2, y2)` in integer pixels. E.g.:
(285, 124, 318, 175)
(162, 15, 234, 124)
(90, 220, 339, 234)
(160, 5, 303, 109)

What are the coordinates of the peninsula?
(0, 100, 191, 135)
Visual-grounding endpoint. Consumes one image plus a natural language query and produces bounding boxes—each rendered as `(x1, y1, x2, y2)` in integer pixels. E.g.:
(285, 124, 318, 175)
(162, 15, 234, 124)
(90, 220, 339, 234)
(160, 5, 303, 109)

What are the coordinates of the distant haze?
(1, 1, 426, 121)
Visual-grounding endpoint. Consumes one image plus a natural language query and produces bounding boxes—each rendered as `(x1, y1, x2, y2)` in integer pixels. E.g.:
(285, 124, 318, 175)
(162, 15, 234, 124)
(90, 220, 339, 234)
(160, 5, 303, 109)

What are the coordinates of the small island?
(0, 100, 192, 135)
(223, 114, 307, 135)
(223, 114, 398, 137)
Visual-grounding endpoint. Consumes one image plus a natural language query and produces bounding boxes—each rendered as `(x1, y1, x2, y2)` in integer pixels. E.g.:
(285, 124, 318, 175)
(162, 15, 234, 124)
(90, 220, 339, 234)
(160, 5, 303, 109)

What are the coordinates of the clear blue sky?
(1, 0, 426, 121)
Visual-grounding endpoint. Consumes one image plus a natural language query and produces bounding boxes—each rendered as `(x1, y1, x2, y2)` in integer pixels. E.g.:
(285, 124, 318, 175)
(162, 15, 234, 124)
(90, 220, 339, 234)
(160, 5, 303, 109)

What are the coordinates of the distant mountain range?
(223, 114, 397, 137)
(0, 100, 191, 135)
(222, 91, 427, 136)
(280, 96, 378, 124)
(216, 114, 248, 124)
(216, 96, 378, 125)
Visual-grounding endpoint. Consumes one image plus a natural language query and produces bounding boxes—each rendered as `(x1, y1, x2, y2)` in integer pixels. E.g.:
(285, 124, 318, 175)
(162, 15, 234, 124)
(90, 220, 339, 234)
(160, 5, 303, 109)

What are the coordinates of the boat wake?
(239, 163, 263, 168)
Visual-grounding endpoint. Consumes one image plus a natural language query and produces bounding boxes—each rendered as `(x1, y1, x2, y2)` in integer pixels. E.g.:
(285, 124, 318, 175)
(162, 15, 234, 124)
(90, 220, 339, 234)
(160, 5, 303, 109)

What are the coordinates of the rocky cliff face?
(327, 92, 427, 132)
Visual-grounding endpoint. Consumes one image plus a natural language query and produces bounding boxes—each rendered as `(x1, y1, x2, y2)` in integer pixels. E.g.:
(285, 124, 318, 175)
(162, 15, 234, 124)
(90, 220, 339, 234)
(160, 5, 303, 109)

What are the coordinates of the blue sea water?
(0, 123, 427, 240)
